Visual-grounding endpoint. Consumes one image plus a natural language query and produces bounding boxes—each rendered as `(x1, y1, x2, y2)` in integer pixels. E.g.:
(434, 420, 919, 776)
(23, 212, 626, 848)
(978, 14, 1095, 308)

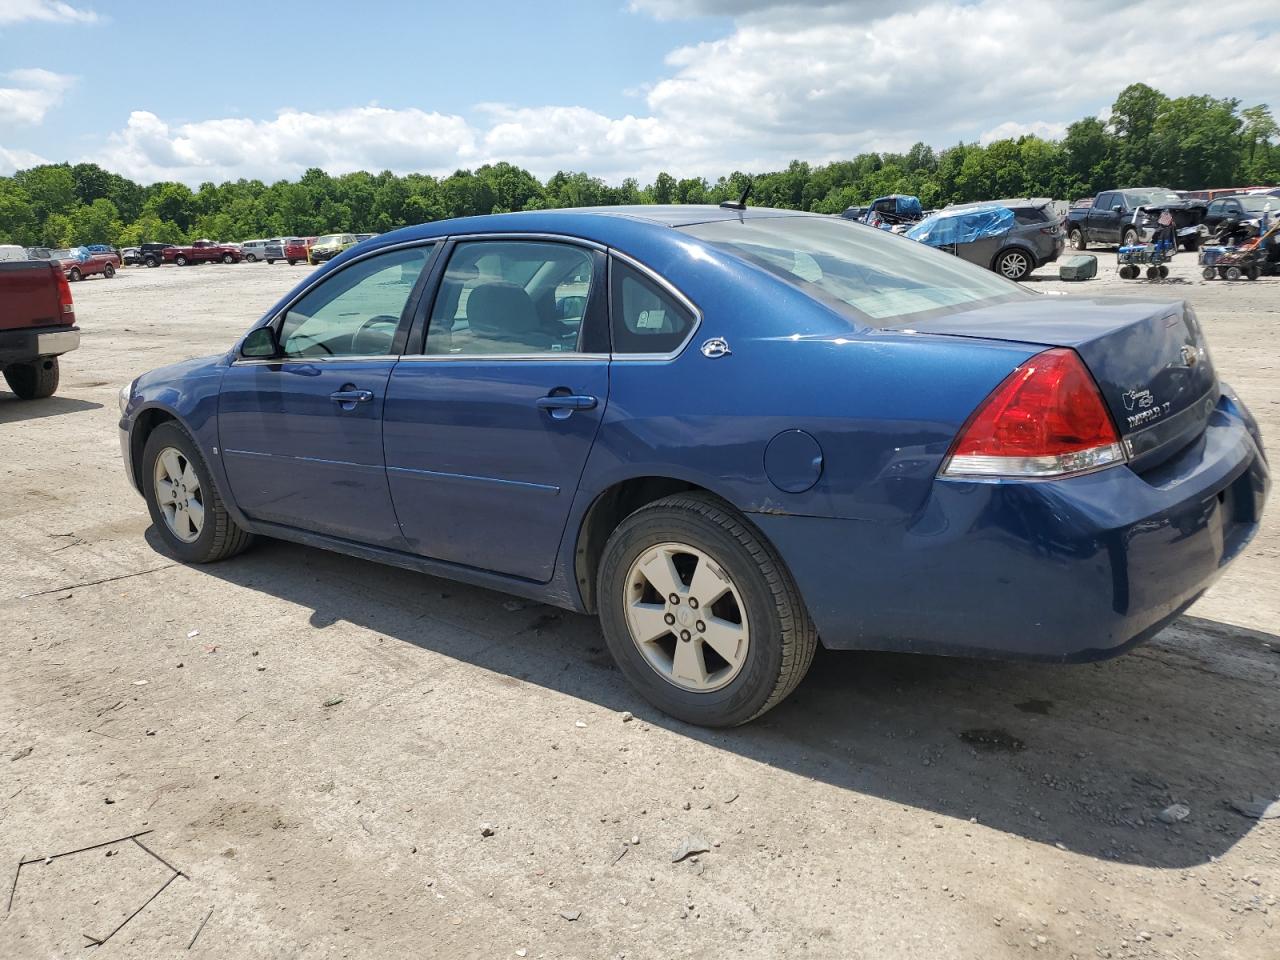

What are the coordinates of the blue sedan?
(118, 206, 1269, 727)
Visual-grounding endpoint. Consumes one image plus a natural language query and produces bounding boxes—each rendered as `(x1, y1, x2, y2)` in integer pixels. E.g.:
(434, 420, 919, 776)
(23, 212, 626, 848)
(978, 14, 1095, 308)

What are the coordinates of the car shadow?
(164, 530, 1280, 870)
(0, 395, 104, 423)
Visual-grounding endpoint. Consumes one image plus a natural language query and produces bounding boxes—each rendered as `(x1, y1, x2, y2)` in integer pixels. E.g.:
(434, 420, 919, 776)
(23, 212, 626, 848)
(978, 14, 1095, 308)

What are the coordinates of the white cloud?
(979, 120, 1069, 145)
(69, 0, 1280, 186)
(0, 143, 47, 174)
(0, 67, 75, 125)
(0, 0, 98, 25)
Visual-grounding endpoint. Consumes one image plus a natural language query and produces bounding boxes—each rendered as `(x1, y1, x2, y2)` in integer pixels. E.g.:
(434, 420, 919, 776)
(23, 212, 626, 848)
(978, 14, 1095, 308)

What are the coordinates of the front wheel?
(597, 493, 817, 727)
(145, 257, 159, 268)
(1069, 227, 1086, 251)
(246, 254, 258, 263)
(103, 263, 115, 279)
(287, 259, 297, 266)
(221, 253, 234, 264)
(175, 255, 188, 266)
(3, 357, 59, 399)
(68, 267, 82, 282)
(1121, 227, 1140, 247)
(142, 422, 254, 563)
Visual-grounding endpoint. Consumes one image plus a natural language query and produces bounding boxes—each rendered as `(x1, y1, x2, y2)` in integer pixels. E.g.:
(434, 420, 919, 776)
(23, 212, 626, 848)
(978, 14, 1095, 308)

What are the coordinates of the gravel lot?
(2, 251, 1278, 959)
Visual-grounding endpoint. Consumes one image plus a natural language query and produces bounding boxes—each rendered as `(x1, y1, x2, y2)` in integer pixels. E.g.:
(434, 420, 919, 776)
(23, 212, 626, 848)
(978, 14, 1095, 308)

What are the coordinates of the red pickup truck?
(48, 246, 120, 281)
(0, 260, 78, 399)
(161, 240, 243, 266)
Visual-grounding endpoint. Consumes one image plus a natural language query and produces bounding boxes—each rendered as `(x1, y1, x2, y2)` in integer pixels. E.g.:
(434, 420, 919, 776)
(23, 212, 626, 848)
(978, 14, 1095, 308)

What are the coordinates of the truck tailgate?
(0, 261, 66, 330)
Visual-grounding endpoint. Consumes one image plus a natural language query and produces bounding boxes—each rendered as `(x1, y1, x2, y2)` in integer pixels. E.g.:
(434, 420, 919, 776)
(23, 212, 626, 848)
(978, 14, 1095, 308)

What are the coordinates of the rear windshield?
(679, 216, 1031, 326)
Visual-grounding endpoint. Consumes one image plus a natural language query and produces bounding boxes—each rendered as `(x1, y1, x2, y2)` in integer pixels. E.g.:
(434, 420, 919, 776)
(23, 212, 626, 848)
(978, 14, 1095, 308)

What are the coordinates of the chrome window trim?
(444, 232, 607, 252)
(607, 248, 704, 362)
(233, 355, 399, 366)
(396, 353, 611, 363)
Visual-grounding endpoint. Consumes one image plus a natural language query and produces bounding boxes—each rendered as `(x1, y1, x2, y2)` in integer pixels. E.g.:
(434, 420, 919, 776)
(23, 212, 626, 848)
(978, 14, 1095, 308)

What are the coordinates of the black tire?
(221, 253, 234, 264)
(1247, 266, 1260, 281)
(287, 259, 297, 266)
(3, 357, 59, 400)
(994, 247, 1033, 281)
(1121, 227, 1140, 247)
(1181, 235, 1200, 252)
(1157, 264, 1169, 279)
(68, 267, 82, 282)
(175, 254, 188, 266)
(266, 258, 275, 265)
(103, 263, 115, 279)
(1202, 267, 1216, 280)
(141, 421, 254, 564)
(246, 254, 257, 263)
(1225, 266, 1242, 281)
(1146, 266, 1159, 280)
(596, 493, 817, 727)
(145, 256, 159, 268)
(1069, 227, 1086, 251)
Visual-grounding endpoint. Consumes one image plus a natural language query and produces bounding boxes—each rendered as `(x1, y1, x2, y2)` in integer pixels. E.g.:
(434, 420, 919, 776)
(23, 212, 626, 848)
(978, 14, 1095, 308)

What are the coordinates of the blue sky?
(2, 0, 1278, 185)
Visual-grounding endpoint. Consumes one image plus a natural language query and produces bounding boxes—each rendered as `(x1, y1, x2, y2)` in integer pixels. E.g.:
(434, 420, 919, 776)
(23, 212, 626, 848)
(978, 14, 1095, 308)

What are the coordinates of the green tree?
(68, 198, 125, 245)
(0, 179, 37, 244)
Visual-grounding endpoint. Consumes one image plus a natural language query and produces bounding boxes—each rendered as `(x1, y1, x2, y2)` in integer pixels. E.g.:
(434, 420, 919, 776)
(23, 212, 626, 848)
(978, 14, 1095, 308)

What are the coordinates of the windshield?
(1125, 190, 1182, 206)
(679, 216, 1031, 325)
(1239, 196, 1274, 213)
(316, 235, 342, 246)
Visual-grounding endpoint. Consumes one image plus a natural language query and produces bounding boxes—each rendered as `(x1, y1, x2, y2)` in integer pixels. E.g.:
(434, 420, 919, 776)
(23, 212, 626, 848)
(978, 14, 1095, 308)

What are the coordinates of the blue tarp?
(905, 205, 1015, 247)
(869, 195, 923, 219)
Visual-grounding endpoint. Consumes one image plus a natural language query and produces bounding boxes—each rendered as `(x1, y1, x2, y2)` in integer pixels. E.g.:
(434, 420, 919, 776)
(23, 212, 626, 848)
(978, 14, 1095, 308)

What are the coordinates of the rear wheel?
(175, 254, 188, 266)
(145, 257, 159, 268)
(141, 422, 254, 564)
(287, 259, 297, 265)
(3, 357, 59, 399)
(1247, 266, 1261, 281)
(1226, 266, 1242, 281)
(266, 258, 275, 265)
(1070, 228, 1086, 251)
(103, 263, 115, 279)
(597, 493, 817, 727)
(1202, 266, 1216, 280)
(246, 253, 258, 263)
(221, 253, 234, 264)
(1121, 227, 1140, 247)
(994, 248, 1033, 281)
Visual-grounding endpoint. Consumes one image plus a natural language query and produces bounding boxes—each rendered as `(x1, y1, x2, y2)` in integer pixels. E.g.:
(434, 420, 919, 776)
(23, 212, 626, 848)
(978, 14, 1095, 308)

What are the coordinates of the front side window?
(680, 215, 1030, 327)
(425, 240, 593, 356)
(610, 260, 696, 355)
(278, 244, 433, 358)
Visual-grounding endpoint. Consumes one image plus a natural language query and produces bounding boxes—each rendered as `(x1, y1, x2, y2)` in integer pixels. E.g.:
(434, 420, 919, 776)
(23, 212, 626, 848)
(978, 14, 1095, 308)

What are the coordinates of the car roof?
(946, 198, 1054, 210)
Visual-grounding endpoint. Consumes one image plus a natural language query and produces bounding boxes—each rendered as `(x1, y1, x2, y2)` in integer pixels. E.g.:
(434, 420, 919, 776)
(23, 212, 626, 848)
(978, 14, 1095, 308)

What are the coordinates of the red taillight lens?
(942, 348, 1125, 478)
(55, 269, 75, 321)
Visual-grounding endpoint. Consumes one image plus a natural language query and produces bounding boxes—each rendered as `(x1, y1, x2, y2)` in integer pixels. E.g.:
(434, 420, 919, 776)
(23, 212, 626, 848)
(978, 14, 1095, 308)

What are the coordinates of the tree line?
(0, 84, 1276, 250)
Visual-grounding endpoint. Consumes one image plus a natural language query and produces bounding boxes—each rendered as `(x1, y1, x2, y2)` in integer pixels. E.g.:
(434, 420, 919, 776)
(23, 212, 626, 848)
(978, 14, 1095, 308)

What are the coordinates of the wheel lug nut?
(688, 598, 699, 610)
(696, 621, 705, 632)
(669, 593, 680, 605)
(664, 613, 675, 625)
(680, 630, 691, 642)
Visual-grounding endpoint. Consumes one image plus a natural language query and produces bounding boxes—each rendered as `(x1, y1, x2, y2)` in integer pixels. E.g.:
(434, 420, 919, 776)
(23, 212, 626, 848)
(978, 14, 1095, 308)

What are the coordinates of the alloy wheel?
(999, 251, 1029, 279)
(153, 446, 205, 543)
(623, 542, 749, 693)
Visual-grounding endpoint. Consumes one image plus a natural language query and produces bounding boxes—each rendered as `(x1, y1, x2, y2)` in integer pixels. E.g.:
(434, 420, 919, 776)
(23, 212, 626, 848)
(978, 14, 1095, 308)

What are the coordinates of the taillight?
(55, 268, 75, 321)
(941, 348, 1125, 479)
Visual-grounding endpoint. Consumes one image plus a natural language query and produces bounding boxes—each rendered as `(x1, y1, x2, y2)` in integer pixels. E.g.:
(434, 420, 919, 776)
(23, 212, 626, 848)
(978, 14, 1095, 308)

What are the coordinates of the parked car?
(262, 238, 287, 263)
(1247, 187, 1280, 198)
(140, 243, 174, 267)
(162, 240, 243, 266)
(84, 244, 117, 255)
(914, 198, 1064, 280)
(117, 206, 1268, 727)
(1, 257, 77, 399)
(50, 246, 119, 281)
(283, 237, 315, 265)
(25, 247, 53, 260)
(354, 233, 379, 243)
(240, 240, 273, 263)
(0, 244, 28, 262)
(1200, 194, 1276, 237)
(308, 233, 357, 265)
(121, 247, 144, 266)
(1066, 188, 1206, 251)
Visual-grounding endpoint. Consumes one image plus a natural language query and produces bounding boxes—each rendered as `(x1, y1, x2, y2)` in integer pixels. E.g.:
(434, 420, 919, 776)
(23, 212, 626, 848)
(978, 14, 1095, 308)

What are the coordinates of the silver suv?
(941, 198, 1065, 280)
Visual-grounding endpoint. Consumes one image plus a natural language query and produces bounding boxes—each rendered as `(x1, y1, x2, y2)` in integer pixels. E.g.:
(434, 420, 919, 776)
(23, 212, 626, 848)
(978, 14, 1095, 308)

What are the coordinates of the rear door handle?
(536, 394, 597, 411)
(330, 387, 374, 408)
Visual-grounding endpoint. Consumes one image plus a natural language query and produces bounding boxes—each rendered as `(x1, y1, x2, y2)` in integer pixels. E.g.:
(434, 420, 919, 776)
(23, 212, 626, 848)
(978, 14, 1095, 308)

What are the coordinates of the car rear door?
(383, 237, 610, 582)
(217, 242, 437, 548)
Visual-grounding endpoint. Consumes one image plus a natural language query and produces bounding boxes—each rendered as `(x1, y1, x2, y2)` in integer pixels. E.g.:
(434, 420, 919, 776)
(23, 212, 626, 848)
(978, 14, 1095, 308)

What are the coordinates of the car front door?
(217, 242, 436, 547)
(383, 238, 610, 582)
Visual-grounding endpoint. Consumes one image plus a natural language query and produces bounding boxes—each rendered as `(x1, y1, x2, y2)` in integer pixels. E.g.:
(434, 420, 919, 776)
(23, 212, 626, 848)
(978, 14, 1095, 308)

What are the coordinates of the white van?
(0, 244, 29, 262)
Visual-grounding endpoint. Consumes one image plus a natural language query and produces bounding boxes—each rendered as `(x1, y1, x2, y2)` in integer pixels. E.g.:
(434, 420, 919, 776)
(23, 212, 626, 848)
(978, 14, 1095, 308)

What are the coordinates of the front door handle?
(536, 393, 597, 420)
(330, 386, 374, 409)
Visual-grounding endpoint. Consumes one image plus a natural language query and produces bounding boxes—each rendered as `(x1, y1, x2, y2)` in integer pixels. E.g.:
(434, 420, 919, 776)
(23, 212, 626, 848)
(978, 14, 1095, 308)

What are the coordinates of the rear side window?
(609, 260, 696, 355)
(1012, 207, 1048, 225)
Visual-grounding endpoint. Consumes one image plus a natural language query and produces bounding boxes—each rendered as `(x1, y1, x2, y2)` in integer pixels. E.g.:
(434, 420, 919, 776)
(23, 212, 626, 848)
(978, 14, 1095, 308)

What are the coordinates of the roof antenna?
(719, 178, 753, 211)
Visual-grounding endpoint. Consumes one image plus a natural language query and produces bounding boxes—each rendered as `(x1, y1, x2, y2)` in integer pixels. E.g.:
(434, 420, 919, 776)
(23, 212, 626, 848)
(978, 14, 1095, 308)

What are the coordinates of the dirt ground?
(1, 249, 1278, 960)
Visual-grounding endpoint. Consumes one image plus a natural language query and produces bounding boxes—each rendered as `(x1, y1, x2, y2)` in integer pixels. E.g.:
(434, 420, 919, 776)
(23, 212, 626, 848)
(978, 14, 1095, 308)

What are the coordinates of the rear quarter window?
(609, 259, 696, 355)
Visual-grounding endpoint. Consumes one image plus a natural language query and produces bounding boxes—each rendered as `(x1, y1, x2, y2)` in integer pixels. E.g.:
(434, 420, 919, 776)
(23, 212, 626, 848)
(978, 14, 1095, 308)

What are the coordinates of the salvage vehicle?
(162, 240, 243, 266)
(308, 233, 357, 265)
(908, 198, 1063, 280)
(1198, 194, 1275, 237)
(51, 246, 119, 281)
(140, 243, 174, 267)
(117, 206, 1270, 727)
(1, 257, 78, 399)
(1067, 189, 1206, 252)
(284, 237, 315, 265)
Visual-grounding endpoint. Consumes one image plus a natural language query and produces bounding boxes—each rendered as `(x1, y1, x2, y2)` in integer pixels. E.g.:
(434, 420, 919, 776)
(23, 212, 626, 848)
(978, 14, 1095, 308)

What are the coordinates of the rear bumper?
(754, 398, 1268, 661)
(0, 325, 80, 365)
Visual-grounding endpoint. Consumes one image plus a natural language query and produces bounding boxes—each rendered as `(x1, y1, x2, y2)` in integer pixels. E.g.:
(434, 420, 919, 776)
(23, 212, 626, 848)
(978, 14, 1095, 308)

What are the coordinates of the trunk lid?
(904, 296, 1218, 470)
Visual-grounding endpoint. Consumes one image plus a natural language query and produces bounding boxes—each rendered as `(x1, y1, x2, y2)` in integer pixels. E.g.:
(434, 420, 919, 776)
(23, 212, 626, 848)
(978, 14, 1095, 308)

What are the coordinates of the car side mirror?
(1111, 204, 1124, 213)
(241, 326, 279, 359)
